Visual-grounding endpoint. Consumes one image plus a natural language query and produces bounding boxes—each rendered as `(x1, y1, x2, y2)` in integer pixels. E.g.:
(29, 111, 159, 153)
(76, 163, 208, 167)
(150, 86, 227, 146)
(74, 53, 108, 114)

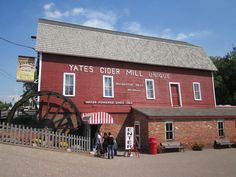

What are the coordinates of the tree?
(0, 100, 12, 110)
(211, 47, 236, 105)
(23, 82, 37, 96)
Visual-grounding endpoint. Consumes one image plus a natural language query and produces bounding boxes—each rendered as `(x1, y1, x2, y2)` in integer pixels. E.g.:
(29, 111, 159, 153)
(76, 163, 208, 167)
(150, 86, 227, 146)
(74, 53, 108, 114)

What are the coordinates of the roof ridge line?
(38, 18, 199, 48)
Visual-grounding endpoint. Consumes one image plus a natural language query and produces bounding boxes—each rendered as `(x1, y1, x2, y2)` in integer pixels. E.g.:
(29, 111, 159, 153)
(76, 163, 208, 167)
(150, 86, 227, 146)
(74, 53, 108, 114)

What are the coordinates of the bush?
(192, 143, 204, 151)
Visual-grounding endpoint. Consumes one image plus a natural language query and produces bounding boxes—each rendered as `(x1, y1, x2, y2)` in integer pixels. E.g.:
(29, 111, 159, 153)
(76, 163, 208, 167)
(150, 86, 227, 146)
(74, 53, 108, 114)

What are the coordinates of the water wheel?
(7, 91, 81, 132)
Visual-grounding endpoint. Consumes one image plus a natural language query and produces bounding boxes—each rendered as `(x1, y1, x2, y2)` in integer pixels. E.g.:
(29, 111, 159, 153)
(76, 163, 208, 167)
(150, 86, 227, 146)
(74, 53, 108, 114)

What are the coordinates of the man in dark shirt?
(107, 132, 114, 159)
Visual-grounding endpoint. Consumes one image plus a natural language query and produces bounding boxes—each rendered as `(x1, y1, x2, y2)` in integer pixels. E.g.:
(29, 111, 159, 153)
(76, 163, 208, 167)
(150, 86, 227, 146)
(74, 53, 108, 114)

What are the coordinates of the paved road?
(0, 143, 235, 177)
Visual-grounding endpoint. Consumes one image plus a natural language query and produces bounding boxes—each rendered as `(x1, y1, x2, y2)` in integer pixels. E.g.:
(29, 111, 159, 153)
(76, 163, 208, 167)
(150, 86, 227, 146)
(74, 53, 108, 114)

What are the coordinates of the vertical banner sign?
(17, 56, 35, 82)
(125, 127, 134, 150)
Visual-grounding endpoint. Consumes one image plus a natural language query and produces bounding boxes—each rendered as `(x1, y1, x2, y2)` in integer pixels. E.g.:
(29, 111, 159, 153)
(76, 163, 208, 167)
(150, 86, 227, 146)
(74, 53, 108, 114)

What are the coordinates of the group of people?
(94, 131, 118, 159)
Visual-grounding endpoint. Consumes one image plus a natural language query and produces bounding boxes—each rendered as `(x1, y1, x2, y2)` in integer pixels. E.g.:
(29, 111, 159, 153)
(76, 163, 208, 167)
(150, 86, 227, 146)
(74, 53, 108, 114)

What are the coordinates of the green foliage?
(0, 100, 12, 110)
(211, 47, 236, 105)
(23, 82, 37, 95)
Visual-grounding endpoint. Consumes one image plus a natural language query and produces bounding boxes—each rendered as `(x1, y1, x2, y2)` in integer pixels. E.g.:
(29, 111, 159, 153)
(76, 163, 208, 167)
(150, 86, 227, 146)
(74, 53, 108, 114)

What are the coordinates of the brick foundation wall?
(148, 119, 236, 149)
(88, 111, 236, 151)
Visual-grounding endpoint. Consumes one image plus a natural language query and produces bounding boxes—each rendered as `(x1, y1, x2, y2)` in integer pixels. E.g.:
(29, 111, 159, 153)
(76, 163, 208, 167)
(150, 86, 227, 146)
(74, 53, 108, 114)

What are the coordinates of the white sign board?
(125, 127, 134, 150)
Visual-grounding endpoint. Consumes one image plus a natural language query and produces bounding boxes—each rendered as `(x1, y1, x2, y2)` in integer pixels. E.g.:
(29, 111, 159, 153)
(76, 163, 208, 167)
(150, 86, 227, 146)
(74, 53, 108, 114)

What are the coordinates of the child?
(113, 138, 118, 156)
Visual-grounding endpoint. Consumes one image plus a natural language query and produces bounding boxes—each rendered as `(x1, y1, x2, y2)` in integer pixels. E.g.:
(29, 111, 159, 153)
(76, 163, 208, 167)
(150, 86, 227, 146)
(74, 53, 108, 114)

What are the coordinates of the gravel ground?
(0, 143, 235, 177)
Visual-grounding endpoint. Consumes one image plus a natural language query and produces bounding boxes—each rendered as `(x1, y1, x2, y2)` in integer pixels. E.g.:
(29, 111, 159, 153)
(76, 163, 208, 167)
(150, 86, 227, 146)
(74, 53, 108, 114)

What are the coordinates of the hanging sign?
(16, 56, 35, 82)
(125, 127, 134, 150)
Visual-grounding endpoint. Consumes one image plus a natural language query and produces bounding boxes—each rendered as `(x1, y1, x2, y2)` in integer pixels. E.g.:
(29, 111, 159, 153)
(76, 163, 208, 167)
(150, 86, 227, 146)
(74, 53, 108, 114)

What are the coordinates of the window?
(63, 73, 75, 96)
(217, 120, 224, 137)
(193, 82, 202, 100)
(145, 79, 155, 99)
(165, 121, 174, 141)
(103, 75, 114, 98)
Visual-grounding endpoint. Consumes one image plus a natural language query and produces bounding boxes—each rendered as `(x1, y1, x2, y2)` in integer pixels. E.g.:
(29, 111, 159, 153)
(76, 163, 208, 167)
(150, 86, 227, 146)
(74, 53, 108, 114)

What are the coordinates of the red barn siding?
(40, 53, 215, 113)
(39, 53, 236, 150)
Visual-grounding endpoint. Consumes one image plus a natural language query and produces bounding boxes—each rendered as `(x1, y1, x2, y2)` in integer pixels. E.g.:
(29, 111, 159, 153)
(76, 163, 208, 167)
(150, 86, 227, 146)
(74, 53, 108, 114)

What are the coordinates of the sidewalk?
(0, 143, 236, 177)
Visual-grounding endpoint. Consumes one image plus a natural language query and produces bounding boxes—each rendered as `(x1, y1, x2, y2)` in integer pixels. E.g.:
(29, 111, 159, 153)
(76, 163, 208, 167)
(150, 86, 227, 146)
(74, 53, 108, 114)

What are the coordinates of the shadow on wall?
(115, 112, 133, 149)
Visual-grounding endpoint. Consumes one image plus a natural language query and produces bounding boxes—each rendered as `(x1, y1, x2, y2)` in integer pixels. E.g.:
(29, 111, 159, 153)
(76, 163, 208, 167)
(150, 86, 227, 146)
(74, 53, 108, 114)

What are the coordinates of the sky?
(0, 0, 236, 103)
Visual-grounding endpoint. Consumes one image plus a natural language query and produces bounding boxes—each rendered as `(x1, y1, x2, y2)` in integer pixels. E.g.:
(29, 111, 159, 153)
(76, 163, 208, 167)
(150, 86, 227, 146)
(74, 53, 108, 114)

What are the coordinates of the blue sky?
(0, 0, 236, 103)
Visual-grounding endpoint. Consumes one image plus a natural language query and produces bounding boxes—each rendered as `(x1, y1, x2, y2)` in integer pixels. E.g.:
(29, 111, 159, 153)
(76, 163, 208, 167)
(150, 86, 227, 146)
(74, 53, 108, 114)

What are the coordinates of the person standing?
(113, 138, 118, 156)
(107, 132, 114, 159)
(102, 132, 108, 157)
(94, 131, 102, 156)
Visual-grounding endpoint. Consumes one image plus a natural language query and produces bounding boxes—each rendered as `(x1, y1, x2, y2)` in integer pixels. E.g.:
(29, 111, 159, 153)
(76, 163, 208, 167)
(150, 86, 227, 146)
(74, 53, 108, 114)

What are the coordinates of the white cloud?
(176, 31, 210, 40)
(43, 3, 116, 30)
(71, 8, 84, 15)
(43, 3, 69, 19)
(124, 22, 210, 41)
(124, 22, 154, 36)
(176, 32, 200, 40)
(83, 19, 115, 30)
(42, 3, 210, 40)
(82, 10, 116, 30)
(43, 3, 54, 11)
(0, 95, 21, 104)
(45, 10, 69, 19)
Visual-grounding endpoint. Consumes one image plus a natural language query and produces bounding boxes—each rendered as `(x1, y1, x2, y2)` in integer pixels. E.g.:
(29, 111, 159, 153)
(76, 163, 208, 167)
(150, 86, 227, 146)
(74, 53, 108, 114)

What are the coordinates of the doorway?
(134, 121, 141, 149)
(169, 83, 182, 107)
(90, 124, 100, 150)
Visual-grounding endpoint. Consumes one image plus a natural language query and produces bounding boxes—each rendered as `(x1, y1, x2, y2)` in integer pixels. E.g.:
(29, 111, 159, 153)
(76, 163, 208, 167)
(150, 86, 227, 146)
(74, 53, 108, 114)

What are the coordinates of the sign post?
(125, 127, 134, 150)
(125, 127, 134, 156)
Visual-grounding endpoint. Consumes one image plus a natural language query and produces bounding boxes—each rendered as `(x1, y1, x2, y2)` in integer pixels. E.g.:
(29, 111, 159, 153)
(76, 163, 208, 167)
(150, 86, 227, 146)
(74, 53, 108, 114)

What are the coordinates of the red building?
(36, 19, 236, 150)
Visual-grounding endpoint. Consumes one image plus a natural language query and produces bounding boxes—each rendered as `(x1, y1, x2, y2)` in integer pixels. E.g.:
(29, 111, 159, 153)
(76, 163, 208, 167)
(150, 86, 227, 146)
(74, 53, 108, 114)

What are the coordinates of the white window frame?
(103, 75, 114, 98)
(217, 120, 225, 137)
(193, 82, 202, 101)
(169, 82, 182, 107)
(63, 73, 75, 96)
(145, 79, 156, 99)
(165, 121, 174, 141)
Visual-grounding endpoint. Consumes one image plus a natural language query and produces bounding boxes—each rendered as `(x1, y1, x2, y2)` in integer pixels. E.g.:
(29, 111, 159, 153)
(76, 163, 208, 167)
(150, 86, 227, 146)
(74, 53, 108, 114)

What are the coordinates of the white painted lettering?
(89, 66, 94, 72)
(73, 65, 79, 71)
(116, 69, 120, 75)
(126, 69, 143, 77)
(100, 67, 105, 73)
(126, 70, 133, 76)
(84, 66, 88, 72)
(149, 72, 170, 79)
(69, 64, 74, 71)
(78, 65, 83, 72)
(100, 67, 120, 75)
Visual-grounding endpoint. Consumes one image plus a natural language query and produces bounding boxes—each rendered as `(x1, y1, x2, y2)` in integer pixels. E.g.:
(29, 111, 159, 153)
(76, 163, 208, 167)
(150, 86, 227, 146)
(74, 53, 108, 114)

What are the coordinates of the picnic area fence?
(0, 122, 90, 153)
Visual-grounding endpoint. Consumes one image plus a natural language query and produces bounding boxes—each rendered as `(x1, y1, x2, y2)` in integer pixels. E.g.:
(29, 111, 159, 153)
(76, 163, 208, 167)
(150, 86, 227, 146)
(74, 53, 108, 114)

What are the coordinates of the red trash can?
(148, 137, 158, 155)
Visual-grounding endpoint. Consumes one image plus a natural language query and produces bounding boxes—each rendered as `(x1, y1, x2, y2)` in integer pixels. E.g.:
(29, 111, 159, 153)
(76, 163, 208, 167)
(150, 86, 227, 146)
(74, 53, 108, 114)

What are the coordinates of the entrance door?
(134, 121, 141, 149)
(90, 125, 99, 150)
(170, 83, 182, 107)
(83, 124, 100, 150)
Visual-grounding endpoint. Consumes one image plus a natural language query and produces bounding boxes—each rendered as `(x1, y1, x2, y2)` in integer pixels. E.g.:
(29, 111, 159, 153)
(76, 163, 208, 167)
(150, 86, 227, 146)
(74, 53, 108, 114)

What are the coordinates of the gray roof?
(134, 107, 236, 119)
(36, 19, 217, 71)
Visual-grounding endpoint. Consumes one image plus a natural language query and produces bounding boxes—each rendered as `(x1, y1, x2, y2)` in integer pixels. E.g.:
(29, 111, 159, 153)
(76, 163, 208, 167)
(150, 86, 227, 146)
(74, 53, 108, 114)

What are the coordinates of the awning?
(81, 112, 114, 124)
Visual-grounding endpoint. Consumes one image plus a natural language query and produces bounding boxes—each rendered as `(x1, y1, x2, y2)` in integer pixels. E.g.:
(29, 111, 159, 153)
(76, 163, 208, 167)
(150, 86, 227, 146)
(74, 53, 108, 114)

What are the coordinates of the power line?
(0, 36, 35, 50)
(0, 68, 16, 81)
